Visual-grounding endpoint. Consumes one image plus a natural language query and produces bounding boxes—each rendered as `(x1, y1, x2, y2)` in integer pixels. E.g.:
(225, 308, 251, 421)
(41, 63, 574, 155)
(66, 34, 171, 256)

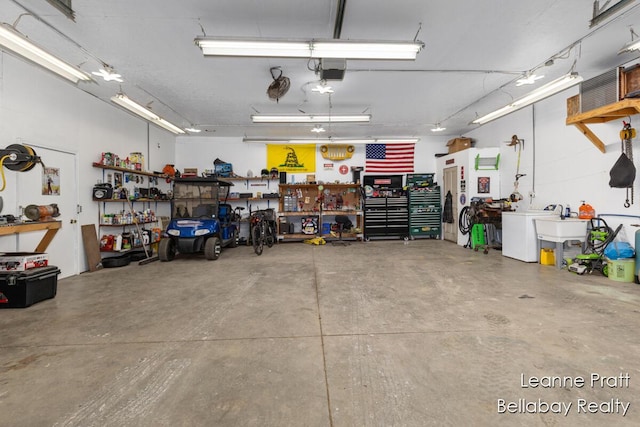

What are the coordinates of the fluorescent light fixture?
(0, 23, 92, 83)
(375, 138, 420, 144)
(111, 93, 159, 120)
(185, 127, 202, 133)
(431, 123, 446, 132)
(473, 72, 583, 125)
(251, 114, 371, 123)
(311, 41, 422, 60)
(195, 37, 423, 60)
(111, 93, 185, 134)
(619, 38, 640, 54)
(289, 139, 374, 144)
(243, 137, 419, 145)
(157, 118, 186, 135)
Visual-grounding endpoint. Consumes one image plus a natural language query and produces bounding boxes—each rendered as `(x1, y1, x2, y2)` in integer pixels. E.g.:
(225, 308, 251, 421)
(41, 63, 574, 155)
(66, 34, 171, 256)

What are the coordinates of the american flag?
(365, 143, 415, 172)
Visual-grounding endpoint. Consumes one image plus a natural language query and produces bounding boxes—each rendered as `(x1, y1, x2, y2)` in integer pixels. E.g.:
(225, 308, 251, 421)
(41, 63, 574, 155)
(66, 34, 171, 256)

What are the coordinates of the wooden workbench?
(0, 220, 62, 252)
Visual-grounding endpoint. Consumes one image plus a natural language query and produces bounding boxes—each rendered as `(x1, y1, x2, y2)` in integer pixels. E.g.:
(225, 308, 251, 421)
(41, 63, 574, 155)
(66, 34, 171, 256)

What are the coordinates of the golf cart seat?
(218, 203, 232, 224)
(193, 204, 216, 218)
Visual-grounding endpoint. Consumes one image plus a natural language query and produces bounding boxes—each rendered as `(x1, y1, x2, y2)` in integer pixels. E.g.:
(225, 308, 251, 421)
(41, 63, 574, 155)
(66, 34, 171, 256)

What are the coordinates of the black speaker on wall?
(279, 171, 287, 184)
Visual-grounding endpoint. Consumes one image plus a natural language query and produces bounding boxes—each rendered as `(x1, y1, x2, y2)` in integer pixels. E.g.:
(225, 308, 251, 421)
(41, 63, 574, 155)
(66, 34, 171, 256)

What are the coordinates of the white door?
(15, 145, 79, 279)
(443, 166, 457, 242)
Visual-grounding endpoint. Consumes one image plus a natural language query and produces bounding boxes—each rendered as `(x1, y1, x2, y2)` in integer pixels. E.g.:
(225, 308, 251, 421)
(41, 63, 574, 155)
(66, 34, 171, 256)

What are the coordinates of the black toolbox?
(0, 266, 60, 308)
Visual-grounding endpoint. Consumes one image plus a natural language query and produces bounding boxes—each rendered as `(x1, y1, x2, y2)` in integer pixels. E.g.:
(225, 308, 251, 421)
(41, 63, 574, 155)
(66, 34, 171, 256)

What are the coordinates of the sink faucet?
(557, 204, 565, 219)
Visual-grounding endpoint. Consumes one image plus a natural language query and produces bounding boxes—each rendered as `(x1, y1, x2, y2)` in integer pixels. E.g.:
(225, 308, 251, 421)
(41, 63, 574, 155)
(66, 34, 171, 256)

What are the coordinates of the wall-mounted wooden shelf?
(566, 99, 640, 153)
(92, 162, 165, 178)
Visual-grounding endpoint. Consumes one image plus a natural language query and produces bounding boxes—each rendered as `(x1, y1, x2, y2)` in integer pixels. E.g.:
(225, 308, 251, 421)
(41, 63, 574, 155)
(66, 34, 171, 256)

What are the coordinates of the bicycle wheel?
(252, 223, 264, 255)
(266, 222, 275, 248)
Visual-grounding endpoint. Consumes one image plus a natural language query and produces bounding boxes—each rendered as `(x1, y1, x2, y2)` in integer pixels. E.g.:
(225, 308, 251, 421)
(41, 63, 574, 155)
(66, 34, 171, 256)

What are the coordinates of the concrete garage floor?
(1, 239, 640, 426)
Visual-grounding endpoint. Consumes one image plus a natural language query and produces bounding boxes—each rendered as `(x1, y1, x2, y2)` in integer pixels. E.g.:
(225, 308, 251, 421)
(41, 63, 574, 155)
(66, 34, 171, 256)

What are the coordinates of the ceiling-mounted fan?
(267, 67, 290, 102)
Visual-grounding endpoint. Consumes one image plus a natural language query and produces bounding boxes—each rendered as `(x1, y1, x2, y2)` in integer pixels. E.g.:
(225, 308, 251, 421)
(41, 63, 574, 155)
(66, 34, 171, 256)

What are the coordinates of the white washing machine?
(502, 210, 557, 262)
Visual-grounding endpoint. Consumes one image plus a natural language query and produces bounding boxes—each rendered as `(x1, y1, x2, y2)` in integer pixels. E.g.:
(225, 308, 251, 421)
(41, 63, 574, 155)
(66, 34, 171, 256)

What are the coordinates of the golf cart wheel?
(158, 238, 176, 262)
(204, 237, 221, 260)
(229, 228, 239, 248)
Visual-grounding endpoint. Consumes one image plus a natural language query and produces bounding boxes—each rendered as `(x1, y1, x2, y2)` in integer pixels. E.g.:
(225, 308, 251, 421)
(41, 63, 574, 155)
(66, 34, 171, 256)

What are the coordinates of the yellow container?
(608, 258, 635, 283)
(540, 248, 555, 265)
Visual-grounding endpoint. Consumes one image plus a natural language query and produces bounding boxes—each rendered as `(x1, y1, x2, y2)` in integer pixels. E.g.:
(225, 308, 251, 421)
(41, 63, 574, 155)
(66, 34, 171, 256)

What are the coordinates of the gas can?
(578, 201, 595, 219)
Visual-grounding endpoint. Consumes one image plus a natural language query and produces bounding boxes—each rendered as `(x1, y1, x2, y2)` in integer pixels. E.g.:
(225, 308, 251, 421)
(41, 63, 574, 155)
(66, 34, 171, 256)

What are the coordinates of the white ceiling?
(2, 0, 640, 139)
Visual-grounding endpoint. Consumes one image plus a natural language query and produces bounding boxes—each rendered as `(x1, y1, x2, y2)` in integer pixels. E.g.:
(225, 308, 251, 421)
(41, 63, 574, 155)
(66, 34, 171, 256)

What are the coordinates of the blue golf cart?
(159, 177, 239, 261)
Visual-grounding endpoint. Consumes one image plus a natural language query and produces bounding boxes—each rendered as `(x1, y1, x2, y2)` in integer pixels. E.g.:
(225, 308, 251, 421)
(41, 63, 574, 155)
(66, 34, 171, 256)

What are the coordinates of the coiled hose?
(459, 206, 473, 248)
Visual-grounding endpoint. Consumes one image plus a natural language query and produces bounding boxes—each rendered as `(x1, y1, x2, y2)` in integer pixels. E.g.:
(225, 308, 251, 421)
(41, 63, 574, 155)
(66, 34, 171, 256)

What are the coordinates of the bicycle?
(231, 206, 245, 245)
(250, 207, 277, 255)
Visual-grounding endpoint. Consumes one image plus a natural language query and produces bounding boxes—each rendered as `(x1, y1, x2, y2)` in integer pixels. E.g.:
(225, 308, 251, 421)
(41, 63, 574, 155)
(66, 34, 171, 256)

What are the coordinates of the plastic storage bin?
(608, 258, 635, 283)
(0, 266, 60, 308)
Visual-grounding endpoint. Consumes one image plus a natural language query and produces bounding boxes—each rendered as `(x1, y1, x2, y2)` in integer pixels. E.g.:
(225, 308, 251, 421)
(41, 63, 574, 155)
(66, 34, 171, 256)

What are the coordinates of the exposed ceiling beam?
(333, 0, 347, 39)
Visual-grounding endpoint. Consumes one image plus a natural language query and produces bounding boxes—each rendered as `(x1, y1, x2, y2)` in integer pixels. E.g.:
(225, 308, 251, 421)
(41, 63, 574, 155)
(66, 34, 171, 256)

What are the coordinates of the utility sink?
(535, 217, 588, 242)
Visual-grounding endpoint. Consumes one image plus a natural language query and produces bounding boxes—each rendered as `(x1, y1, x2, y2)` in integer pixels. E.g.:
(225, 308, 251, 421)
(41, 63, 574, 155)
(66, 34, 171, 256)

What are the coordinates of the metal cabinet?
(364, 196, 409, 239)
(409, 186, 441, 239)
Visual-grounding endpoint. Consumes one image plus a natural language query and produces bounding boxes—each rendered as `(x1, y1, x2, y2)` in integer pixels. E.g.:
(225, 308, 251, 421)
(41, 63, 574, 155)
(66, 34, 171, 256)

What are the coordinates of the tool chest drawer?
(364, 197, 409, 239)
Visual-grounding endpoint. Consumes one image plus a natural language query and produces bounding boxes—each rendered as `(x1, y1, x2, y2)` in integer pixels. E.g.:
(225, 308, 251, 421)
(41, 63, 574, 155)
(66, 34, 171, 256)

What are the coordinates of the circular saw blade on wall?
(267, 67, 290, 102)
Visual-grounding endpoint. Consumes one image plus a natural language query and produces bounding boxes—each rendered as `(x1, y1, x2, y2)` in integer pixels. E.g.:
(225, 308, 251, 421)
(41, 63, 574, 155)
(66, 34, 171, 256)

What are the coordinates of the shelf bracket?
(566, 98, 640, 154)
(571, 122, 607, 153)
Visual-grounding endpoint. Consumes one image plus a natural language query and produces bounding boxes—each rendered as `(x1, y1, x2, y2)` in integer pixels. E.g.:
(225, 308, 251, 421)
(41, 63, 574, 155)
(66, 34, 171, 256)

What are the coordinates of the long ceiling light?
(472, 72, 583, 125)
(195, 37, 424, 60)
(0, 23, 92, 84)
(111, 94, 185, 134)
(251, 114, 371, 123)
(243, 137, 419, 145)
(619, 39, 640, 54)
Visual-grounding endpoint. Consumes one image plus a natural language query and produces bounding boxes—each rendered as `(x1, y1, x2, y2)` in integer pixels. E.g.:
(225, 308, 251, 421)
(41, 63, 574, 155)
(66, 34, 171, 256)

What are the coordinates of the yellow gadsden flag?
(266, 144, 316, 173)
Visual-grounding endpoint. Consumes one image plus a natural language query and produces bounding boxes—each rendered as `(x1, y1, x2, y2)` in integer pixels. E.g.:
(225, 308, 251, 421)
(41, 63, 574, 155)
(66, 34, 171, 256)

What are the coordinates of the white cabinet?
(502, 211, 556, 262)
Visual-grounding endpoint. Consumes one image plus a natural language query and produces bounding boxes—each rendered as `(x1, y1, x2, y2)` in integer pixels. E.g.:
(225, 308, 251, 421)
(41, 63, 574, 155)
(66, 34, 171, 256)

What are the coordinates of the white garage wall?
(175, 136, 446, 184)
(0, 53, 176, 274)
(176, 101, 640, 247)
(467, 86, 640, 244)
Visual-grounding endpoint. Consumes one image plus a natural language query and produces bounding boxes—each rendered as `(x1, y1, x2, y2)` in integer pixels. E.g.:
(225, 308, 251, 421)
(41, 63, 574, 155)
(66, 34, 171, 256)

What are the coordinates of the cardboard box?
(0, 252, 49, 272)
(182, 168, 198, 177)
(447, 137, 473, 154)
